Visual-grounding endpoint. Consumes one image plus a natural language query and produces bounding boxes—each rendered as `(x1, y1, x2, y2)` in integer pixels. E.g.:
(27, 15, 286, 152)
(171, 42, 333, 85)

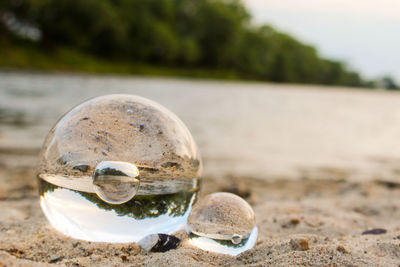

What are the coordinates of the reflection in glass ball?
(93, 161, 140, 205)
(37, 94, 202, 242)
(187, 192, 257, 256)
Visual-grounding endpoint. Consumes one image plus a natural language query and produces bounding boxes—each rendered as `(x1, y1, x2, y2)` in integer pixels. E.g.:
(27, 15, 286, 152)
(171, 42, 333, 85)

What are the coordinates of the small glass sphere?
(37, 94, 202, 242)
(93, 161, 140, 204)
(187, 192, 257, 256)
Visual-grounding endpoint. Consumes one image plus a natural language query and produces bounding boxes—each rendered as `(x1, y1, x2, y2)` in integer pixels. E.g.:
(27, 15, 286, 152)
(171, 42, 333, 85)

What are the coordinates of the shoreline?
(0, 69, 391, 92)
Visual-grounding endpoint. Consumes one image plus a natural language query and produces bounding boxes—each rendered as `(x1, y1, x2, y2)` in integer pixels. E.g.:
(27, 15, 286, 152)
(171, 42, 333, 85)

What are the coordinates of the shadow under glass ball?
(93, 161, 140, 205)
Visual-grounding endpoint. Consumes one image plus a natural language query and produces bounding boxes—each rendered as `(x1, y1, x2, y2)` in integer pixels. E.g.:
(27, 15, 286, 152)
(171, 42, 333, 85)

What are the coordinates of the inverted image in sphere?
(187, 192, 257, 256)
(187, 192, 256, 240)
(38, 94, 202, 184)
(38, 94, 202, 242)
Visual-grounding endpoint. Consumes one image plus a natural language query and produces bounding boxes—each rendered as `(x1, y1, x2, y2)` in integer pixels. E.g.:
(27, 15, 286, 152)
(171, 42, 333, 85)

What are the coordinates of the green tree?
(0, 0, 374, 87)
(194, 0, 249, 67)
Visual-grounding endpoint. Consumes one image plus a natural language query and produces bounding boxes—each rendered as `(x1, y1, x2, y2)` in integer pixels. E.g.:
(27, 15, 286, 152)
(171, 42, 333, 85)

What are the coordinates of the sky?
(243, 0, 400, 82)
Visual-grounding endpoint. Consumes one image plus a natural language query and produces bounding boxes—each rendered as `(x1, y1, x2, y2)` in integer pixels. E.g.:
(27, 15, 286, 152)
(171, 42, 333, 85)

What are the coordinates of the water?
(186, 192, 257, 256)
(36, 94, 202, 242)
(3, 72, 400, 180)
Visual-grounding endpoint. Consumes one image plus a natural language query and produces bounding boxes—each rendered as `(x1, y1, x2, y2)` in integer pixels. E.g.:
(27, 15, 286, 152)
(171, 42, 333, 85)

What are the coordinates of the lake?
(1, 71, 400, 180)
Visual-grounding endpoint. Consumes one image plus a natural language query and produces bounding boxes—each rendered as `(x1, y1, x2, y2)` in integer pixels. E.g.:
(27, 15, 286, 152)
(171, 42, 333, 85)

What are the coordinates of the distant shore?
(0, 42, 381, 88)
(0, 43, 250, 81)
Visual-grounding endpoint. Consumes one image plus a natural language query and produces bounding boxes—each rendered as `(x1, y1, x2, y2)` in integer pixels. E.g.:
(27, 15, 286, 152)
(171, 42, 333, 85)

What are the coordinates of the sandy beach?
(0, 151, 400, 266)
(2, 73, 400, 266)
(2, 146, 400, 266)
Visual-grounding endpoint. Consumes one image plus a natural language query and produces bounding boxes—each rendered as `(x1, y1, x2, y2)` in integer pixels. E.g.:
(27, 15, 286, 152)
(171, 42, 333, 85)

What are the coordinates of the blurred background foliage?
(0, 0, 396, 88)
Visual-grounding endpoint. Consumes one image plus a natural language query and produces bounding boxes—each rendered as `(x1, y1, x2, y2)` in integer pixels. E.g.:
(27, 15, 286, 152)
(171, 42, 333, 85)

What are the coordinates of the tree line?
(0, 0, 392, 87)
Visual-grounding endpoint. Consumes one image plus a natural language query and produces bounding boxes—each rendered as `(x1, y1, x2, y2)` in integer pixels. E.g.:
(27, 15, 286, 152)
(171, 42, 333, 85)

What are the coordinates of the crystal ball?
(187, 192, 257, 256)
(37, 94, 202, 242)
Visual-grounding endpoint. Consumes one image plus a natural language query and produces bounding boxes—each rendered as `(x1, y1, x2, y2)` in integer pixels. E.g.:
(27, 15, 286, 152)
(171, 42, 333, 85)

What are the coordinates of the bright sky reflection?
(40, 187, 193, 242)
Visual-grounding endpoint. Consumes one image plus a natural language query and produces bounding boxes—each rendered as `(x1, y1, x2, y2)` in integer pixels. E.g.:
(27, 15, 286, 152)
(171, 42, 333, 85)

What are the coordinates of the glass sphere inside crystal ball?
(37, 94, 202, 242)
(187, 192, 257, 256)
(93, 161, 140, 205)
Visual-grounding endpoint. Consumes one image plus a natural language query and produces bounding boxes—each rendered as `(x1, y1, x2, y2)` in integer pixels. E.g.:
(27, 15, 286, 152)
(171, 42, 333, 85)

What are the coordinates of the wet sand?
(1, 147, 400, 266)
